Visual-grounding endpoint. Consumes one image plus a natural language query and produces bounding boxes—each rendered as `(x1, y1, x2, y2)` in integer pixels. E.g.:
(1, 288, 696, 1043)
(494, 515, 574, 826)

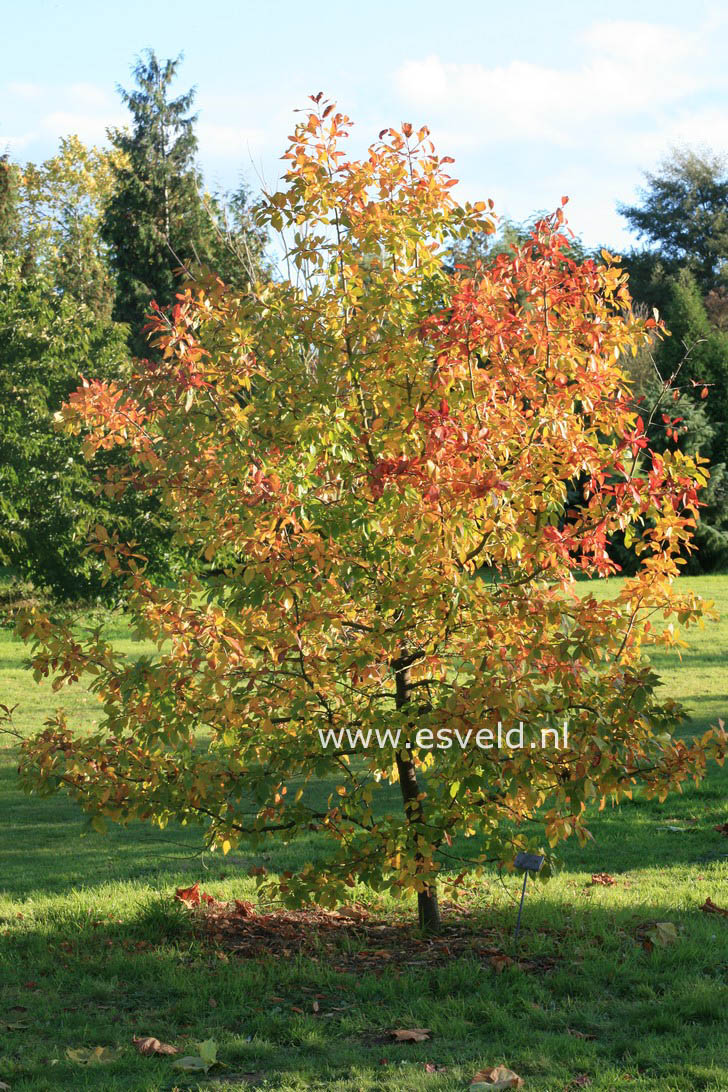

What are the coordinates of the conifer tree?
(102, 51, 217, 353)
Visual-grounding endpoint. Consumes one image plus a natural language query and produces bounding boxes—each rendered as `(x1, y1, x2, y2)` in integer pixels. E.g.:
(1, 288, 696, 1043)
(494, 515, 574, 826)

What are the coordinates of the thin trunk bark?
(393, 657, 441, 933)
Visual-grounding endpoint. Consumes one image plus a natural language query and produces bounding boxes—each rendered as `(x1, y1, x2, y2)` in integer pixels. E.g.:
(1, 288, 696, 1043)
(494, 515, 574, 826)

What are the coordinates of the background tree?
(619, 262, 728, 569)
(619, 316, 728, 571)
(0, 155, 21, 254)
(16, 136, 120, 319)
(102, 50, 206, 350)
(0, 253, 187, 599)
(102, 51, 266, 354)
(17, 105, 725, 930)
(619, 149, 728, 296)
(619, 150, 728, 570)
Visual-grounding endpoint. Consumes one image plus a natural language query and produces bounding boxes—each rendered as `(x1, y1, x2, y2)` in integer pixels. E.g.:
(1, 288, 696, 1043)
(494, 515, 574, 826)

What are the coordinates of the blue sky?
(3, 0, 728, 250)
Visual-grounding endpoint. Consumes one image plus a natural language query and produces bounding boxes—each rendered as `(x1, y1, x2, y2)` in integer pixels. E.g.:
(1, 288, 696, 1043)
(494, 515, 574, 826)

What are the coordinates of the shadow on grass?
(0, 893, 726, 1091)
(2, 747, 728, 903)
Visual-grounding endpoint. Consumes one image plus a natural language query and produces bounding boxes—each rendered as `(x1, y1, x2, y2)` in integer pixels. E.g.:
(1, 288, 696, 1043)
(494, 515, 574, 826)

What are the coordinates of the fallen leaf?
(175, 883, 202, 906)
(589, 873, 616, 886)
(198, 1039, 218, 1067)
(65, 1046, 120, 1066)
(566, 1078, 592, 1090)
(567, 1028, 595, 1041)
(0, 1081, 10, 1090)
(133, 1036, 178, 1056)
(173, 1038, 218, 1073)
(424, 1061, 448, 1072)
(233, 899, 256, 918)
(490, 954, 514, 974)
(470, 1065, 524, 1089)
(174, 883, 218, 907)
(700, 897, 728, 918)
(715, 823, 728, 836)
(390, 1028, 431, 1042)
(337, 903, 369, 921)
(173, 1056, 208, 1073)
(647, 922, 678, 947)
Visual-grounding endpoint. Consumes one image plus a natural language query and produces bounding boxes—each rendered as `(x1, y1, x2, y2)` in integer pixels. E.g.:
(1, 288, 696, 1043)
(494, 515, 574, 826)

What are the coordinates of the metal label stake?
(513, 851, 545, 952)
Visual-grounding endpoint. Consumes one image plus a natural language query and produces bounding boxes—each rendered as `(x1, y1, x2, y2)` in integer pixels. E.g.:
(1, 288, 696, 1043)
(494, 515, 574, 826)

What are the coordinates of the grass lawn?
(0, 575, 727, 1091)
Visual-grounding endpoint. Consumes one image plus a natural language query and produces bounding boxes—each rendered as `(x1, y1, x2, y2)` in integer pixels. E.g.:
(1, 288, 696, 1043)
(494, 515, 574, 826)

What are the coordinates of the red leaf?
(234, 899, 257, 918)
(700, 897, 728, 917)
(175, 883, 202, 906)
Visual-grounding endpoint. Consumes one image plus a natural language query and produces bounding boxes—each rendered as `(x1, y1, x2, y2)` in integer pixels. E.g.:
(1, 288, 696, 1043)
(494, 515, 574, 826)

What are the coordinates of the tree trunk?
(393, 656, 442, 933)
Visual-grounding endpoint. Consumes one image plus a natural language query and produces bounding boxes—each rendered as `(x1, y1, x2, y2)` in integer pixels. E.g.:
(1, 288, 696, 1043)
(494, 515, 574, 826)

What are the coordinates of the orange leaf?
(390, 1028, 431, 1042)
(175, 883, 201, 906)
(133, 1036, 178, 1057)
(489, 954, 514, 974)
(470, 1065, 524, 1089)
(589, 872, 616, 886)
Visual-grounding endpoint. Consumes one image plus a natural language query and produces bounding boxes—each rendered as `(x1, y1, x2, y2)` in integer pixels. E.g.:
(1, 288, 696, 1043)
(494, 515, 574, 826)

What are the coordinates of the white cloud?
(66, 82, 116, 109)
(2, 81, 125, 155)
(39, 110, 124, 146)
(7, 81, 44, 101)
(390, 14, 728, 247)
(394, 17, 724, 148)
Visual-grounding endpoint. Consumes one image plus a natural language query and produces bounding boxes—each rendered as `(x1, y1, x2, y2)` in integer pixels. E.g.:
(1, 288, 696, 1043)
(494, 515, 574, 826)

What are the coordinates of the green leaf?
(172, 1040, 218, 1074)
(65, 1046, 120, 1065)
(173, 1056, 208, 1072)
(647, 921, 678, 947)
(198, 1039, 218, 1067)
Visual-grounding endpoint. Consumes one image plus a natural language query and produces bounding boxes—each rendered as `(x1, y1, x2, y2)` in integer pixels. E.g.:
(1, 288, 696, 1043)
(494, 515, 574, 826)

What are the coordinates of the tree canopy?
(17, 102, 726, 929)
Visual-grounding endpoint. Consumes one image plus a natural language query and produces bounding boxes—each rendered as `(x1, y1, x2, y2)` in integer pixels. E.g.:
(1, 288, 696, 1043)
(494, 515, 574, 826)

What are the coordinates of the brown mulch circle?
(185, 895, 557, 975)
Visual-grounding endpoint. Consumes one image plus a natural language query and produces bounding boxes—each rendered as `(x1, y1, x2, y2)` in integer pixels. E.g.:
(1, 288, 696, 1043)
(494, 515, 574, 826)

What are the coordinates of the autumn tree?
(16, 102, 725, 930)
